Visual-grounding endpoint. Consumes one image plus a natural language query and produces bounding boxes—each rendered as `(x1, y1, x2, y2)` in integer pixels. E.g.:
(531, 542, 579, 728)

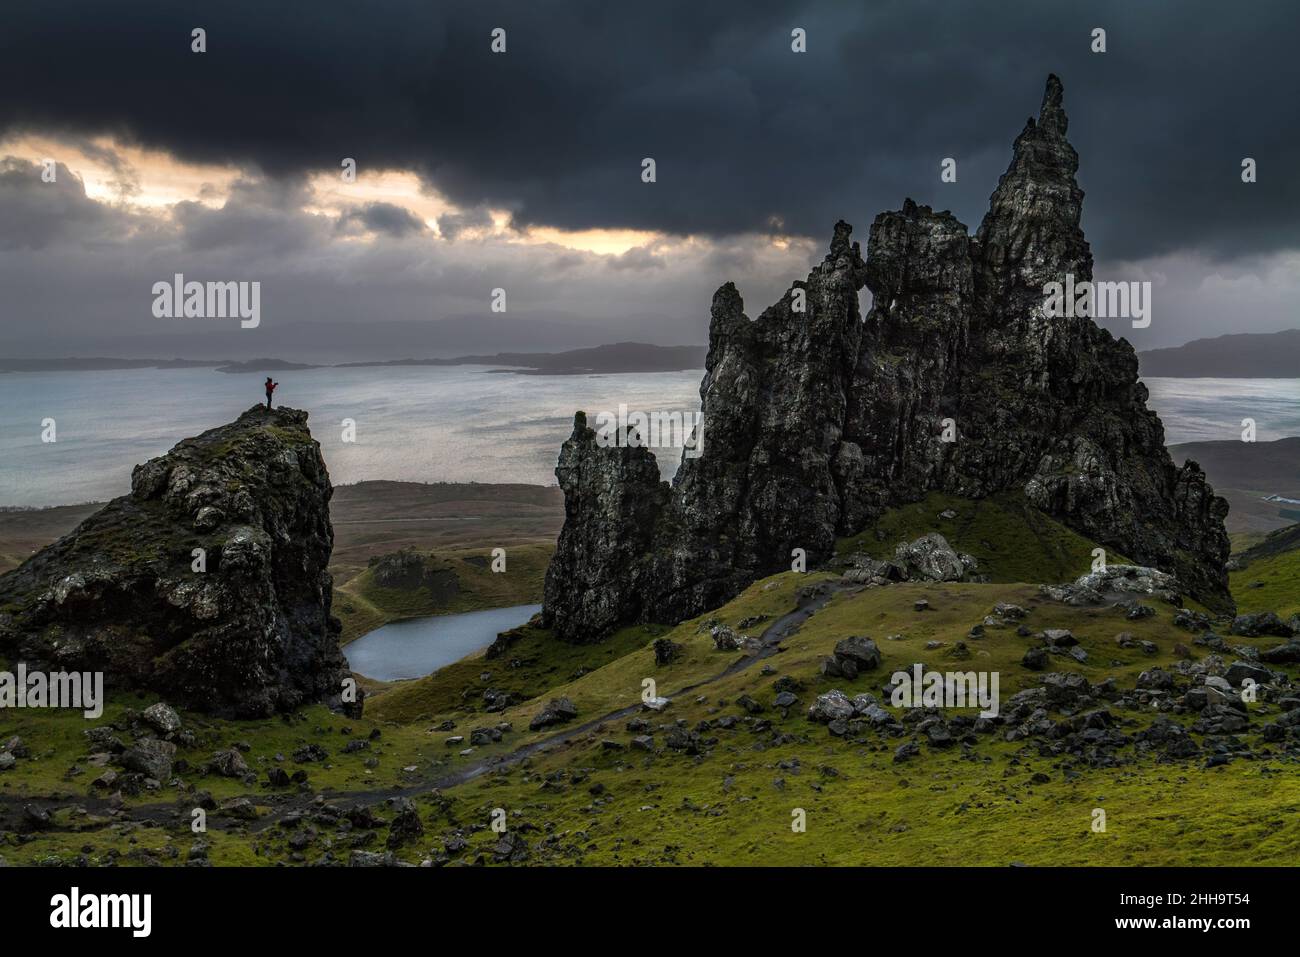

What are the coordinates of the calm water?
(343, 603, 542, 681)
(0, 367, 1295, 507)
(0, 365, 703, 507)
(1143, 377, 1300, 445)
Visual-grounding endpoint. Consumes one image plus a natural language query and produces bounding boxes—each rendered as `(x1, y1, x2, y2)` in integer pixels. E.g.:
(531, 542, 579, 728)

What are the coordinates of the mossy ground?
(1231, 548, 1300, 619)
(835, 491, 1132, 583)
(4, 498, 1298, 867)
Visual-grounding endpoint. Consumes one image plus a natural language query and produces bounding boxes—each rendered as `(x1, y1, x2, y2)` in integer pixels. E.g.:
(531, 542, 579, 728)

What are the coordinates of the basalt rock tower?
(542, 75, 1231, 642)
(0, 405, 357, 717)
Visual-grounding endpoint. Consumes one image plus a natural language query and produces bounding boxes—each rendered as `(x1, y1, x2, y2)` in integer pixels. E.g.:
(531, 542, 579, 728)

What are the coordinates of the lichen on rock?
(0, 405, 357, 717)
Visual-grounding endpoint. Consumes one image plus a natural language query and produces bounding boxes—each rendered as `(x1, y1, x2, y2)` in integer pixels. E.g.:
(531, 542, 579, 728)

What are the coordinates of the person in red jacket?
(264, 376, 277, 409)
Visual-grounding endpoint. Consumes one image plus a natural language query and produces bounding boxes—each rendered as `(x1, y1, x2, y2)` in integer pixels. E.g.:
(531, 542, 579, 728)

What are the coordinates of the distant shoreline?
(0, 342, 708, 377)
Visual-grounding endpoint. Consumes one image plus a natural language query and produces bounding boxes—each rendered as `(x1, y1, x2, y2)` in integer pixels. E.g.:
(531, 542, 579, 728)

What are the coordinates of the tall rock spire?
(1038, 72, 1068, 135)
(539, 75, 1232, 643)
(974, 73, 1091, 319)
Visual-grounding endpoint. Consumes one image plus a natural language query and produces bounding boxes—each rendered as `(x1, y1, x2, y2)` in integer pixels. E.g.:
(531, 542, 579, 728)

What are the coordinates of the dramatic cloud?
(0, 158, 818, 359)
(338, 201, 429, 238)
(3, 0, 1296, 257)
(0, 0, 1296, 355)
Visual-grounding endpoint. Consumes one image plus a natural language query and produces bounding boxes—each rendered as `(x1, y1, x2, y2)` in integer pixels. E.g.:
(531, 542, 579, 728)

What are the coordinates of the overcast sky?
(0, 0, 1296, 358)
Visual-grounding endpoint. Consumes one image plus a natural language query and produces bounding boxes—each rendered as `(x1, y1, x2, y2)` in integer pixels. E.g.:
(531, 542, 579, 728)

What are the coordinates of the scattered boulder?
(1224, 660, 1272, 688)
(1043, 628, 1077, 648)
(206, 748, 250, 778)
(141, 702, 182, 735)
(386, 798, 424, 849)
(1259, 642, 1300, 665)
(529, 697, 578, 731)
(1136, 667, 1175, 691)
(893, 533, 977, 582)
(1231, 612, 1294, 638)
(220, 798, 259, 821)
(808, 690, 856, 724)
(821, 635, 881, 678)
(120, 738, 176, 781)
(1040, 565, 1181, 607)
(1021, 647, 1049, 671)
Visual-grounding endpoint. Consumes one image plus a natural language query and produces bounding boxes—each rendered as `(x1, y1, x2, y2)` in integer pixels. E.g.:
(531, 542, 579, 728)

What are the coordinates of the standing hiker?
(264, 376, 277, 409)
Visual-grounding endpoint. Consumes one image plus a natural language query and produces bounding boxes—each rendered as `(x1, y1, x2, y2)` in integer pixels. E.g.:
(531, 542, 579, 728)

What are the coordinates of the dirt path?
(1, 583, 851, 837)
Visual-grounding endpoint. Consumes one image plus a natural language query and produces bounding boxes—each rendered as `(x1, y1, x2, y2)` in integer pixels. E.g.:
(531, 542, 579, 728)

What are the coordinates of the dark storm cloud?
(339, 201, 428, 238)
(2, 0, 1297, 261)
(0, 160, 819, 358)
(0, 158, 110, 249)
(436, 206, 493, 241)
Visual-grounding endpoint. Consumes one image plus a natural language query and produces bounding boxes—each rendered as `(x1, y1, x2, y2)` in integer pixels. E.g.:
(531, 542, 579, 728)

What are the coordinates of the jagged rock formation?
(542, 75, 1232, 643)
(0, 405, 357, 717)
(542, 412, 673, 640)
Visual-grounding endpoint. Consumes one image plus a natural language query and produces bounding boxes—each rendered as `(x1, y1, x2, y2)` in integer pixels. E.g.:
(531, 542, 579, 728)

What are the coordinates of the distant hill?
(3, 342, 706, 377)
(1171, 436, 1300, 497)
(0, 357, 221, 373)
(1239, 521, 1300, 563)
(214, 358, 321, 374)
(1139, 329, 1300, 377)
(1170, 436, 1300, 535)
(339, 341, 706, 374)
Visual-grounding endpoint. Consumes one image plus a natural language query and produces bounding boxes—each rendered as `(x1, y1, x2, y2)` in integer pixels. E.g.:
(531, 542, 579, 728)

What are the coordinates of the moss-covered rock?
(0, 405, 354, 717)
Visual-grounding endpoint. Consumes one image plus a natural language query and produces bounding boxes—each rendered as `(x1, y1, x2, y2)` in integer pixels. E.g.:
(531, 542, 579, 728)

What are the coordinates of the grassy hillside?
(4, 495, 1298, 867)
(333, 541, 553, 644)
(1231, 523, 1300, 619)
(835, 491, 1130, 582)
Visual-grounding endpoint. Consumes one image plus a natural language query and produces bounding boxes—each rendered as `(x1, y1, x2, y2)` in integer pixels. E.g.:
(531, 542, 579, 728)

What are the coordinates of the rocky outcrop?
(892, 533, 978, 583)
(543, 75, 1232, 642)
(541, 412, 672, 642)
(0, 405, 356, 717)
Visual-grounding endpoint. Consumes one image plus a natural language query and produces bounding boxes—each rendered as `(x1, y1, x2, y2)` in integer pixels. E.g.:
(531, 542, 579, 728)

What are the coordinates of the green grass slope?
(835, 491, 1131, 582)
(1231, 522, 1300, 619)
(333, 541, 553, 644)
(5, 496, 1298, 867)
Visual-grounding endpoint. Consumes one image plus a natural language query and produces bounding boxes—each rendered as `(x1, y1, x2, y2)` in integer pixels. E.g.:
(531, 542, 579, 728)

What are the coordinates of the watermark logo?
(1042, 273, 1150, 328)
(50, 887, 151, 937)
(889, 664, 1000, 718)
(0, 664, 103, 718)
(151, 274, 260, 328)
(594, 403, 704, 458)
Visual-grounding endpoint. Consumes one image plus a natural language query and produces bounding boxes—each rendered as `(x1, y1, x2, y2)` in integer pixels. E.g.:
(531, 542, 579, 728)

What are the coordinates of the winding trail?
(1, 583, 853, 838)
